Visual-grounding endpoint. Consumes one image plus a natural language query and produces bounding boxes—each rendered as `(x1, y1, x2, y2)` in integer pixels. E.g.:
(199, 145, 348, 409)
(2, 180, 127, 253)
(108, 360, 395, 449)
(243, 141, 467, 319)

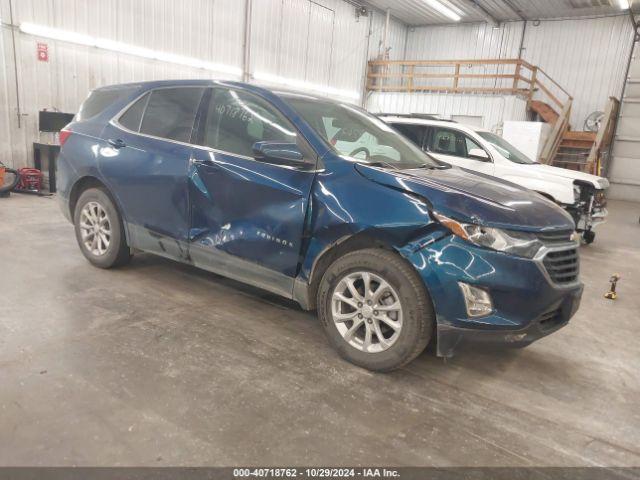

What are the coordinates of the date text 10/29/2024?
(233, 468, 400, 478)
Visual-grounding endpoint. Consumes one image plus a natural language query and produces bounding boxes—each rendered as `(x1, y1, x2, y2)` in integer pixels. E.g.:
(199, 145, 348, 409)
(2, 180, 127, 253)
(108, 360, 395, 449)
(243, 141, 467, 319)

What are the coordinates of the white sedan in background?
(380, 115, 608, 244)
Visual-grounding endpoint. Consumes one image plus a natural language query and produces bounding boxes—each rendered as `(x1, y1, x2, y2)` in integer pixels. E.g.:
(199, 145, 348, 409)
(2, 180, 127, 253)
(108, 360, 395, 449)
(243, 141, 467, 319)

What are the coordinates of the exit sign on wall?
(37, 42, 48, 62)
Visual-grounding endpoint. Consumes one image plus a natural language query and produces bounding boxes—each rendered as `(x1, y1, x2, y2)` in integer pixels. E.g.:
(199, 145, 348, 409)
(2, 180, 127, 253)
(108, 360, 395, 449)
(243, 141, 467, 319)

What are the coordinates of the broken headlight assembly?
(573, 184, 582, 203)
(433, 212, 544, 259)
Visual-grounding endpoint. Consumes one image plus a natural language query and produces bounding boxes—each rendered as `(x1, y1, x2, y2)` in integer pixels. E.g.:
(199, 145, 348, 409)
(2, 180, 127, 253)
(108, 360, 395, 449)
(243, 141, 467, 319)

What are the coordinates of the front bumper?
(402, 234, 583, 357)
(574, 206, 608, 231)
(571, 188, 608, 232)
(436, 285, 582, 356)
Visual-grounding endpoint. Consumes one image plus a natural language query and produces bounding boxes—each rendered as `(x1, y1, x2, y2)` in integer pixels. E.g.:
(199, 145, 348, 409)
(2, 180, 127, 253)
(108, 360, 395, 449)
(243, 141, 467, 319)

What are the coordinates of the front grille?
(543, 248, 579, 285)
(538, 307, 564, 332)
(536, 230, 574, 244)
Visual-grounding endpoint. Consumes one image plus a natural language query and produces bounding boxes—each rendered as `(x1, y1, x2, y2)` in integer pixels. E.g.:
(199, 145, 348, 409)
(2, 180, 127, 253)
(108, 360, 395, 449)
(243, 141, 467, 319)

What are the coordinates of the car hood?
(522, 163, 609, 189)
(355, 164, 575, 232)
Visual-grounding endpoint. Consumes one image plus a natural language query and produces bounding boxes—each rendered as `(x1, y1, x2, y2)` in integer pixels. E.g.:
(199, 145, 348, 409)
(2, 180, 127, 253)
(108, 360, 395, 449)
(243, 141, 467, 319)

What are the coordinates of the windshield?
(477, 131, 536, 165)
(283, 95, 438, 169)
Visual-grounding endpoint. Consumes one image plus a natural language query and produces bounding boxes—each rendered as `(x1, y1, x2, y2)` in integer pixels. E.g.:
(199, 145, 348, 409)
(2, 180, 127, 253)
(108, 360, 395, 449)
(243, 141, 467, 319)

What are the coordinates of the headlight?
(433, 212, 544, 258)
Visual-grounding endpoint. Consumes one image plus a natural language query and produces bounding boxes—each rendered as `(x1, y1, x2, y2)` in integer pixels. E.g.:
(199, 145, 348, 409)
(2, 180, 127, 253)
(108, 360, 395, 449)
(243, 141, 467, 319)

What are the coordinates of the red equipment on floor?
(15, 168, 43, 193)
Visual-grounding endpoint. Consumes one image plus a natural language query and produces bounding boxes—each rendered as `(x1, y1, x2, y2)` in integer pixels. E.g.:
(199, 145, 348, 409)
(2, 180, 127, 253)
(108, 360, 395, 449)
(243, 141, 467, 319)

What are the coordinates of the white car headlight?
(433, 212, 544, 259)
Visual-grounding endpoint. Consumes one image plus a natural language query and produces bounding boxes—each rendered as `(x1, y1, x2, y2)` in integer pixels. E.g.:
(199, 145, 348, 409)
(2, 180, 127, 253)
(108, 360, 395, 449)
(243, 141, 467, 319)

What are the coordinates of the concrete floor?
(0, 193, 639, 467)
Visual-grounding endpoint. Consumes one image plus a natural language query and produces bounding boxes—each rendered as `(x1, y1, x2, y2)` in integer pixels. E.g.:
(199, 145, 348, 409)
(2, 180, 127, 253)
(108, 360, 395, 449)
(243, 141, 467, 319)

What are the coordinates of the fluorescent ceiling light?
(423, 0, 461, 21)
(617, 0, 630, 9)
(253, 72, 360, 101)
(19, 22, 242, 76)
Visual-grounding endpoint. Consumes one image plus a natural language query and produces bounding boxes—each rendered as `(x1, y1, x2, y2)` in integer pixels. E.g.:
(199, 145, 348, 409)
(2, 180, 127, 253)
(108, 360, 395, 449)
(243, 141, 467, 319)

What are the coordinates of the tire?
(0, 168, 20, 195)
(73, 187, 131, 268)
(582, 229, 595, 244)
(317, 248, 434, 372)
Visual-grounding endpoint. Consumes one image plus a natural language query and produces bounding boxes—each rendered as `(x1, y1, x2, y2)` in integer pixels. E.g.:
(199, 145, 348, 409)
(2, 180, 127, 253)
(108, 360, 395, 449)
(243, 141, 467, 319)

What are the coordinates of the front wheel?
(582, 229, 595, 244)
(317, 249, 434, 372)
(73, 187, 131, 268)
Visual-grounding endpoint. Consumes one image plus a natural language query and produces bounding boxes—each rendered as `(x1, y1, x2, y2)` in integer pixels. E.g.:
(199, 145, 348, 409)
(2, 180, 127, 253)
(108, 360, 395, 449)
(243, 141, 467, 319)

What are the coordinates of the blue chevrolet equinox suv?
(57, 80, 583, 371)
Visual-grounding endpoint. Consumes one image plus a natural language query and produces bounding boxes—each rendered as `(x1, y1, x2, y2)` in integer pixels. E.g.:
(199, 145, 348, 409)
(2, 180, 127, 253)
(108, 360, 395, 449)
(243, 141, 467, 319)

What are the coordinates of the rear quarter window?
(118, 93, 150, 132)
(76, 87, 136, 121)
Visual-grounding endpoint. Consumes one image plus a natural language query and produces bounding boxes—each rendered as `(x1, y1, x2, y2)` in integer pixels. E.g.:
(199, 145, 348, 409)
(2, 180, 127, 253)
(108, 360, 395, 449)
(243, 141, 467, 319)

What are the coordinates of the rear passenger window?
(392, 123, 426, 148)
(139, 88, 205, 143)
(200, 88, 297, 157)
(118, 93, 150, 132)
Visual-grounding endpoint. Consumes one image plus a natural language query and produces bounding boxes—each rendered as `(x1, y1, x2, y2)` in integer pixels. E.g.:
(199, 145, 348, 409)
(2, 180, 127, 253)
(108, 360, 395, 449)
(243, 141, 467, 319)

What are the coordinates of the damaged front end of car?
(567, 180, 608, 243)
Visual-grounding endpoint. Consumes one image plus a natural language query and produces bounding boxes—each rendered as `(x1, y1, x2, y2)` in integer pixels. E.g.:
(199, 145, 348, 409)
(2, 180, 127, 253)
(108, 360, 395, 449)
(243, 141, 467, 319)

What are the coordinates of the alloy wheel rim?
(331, 271, 403, 353)
(79, 201, 111, 256)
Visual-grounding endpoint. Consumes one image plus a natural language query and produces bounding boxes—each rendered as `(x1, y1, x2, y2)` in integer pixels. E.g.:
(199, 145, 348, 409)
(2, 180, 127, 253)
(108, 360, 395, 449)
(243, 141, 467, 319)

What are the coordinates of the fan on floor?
(584, 110, 605, 132)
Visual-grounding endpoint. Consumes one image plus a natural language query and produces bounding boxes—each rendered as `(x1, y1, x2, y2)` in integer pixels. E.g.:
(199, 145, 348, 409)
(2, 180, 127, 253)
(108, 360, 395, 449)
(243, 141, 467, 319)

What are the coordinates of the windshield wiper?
(365, 160, 402, 171)
(365, 160, 449, 171)
(414, 163, 450, 170)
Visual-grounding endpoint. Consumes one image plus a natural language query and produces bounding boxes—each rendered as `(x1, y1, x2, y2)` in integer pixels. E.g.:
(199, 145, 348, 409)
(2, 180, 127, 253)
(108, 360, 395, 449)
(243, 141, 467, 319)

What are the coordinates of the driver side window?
(199, 88, 298, 157)
(428, 127, 487, 160)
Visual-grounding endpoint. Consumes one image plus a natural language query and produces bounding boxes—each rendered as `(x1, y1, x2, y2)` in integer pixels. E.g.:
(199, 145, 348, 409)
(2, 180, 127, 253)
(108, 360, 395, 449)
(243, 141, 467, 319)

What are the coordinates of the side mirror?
(468, 148, 490, 161)
(252, 141, 305, 167)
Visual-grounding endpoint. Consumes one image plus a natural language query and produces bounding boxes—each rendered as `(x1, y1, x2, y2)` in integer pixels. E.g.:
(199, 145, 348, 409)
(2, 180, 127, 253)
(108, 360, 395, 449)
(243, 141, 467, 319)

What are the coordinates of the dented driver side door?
(187, 87, 317, 298)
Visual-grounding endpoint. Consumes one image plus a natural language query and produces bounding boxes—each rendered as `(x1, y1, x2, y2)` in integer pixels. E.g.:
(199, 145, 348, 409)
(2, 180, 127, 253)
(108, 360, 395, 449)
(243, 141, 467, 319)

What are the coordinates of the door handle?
(191, 157, 216, 167)
(108, 138, 126, 149)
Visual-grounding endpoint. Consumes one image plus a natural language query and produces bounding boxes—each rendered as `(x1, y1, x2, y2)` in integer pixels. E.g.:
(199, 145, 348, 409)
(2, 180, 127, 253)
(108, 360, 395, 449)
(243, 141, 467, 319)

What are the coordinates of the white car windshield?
(283, 95, 440, 170)
(477, 131, 537, 165)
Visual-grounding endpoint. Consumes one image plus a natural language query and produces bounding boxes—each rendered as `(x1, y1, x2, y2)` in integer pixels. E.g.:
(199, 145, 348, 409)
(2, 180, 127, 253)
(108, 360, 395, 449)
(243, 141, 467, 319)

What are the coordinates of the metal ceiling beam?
(358, 1, 409, 28)
(459, 0, 499, 26)
(500, 0, 527, 20)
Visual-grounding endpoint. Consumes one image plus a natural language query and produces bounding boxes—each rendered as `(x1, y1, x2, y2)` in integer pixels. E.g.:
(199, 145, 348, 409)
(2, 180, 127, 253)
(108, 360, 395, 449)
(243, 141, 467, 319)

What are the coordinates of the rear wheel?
(73, 187, 131, 268)
(317, 249, 434, 372)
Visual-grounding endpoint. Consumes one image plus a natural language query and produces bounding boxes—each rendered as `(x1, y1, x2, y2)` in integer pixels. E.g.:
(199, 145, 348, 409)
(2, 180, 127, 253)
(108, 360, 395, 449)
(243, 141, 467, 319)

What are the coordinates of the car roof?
(379, 115, 492, 134)
(93, 79, 277, 96)
(91, 79, 350, 106)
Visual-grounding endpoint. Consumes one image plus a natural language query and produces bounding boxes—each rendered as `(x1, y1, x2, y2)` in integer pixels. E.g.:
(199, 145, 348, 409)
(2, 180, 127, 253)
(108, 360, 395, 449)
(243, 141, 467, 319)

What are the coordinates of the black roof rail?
(376, 113, 457, 122)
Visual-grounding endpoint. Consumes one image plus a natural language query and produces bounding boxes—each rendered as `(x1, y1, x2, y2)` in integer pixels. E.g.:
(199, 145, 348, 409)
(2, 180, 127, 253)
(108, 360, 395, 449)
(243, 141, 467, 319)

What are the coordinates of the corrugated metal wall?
(250, 0, 370, 95)
(609, 34, 640, 202)
(367, 9, 407, 61)
(1, 1, 635, 172)
(367, 92, 528, 131)
(521, 15, 635, 130)
(365, 21, 528, 129)
(405, 21, 523, 60)
(371, 15, 635, 130)
(0, 0, 375, 168)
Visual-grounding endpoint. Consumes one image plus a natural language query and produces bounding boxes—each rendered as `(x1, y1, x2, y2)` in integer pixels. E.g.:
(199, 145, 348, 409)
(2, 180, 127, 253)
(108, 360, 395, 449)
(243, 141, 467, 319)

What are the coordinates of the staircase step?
(528, 100, 559, 124)
(558, 148, 591, 153)
(559, 131, 595, 149)
(562, 131, 597, 141)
